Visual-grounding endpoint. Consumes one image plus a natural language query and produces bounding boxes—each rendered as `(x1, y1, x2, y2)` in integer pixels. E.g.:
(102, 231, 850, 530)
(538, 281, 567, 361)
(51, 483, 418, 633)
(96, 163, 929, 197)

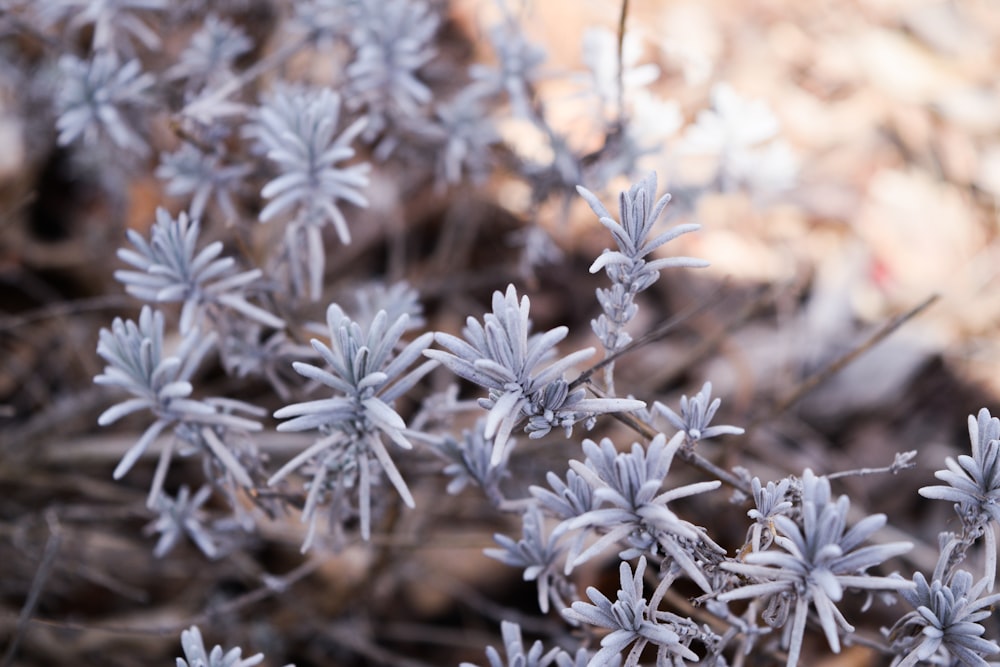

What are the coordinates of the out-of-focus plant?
(270, 304, 436, 548)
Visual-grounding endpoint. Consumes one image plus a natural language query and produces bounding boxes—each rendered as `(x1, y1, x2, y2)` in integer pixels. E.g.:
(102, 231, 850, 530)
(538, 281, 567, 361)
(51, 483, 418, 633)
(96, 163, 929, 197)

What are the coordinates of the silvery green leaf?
(427, 284, 643, 465)
(115, 208, 282, 332)
(426, 85, 500, 185)
(167, 14, 252, 89)
(176, 625, 266, 667)
(559, 433, 719, 590)
(580, 174, 706, 358)
(39, 0, 167, 53)
(95, 306, 262, 502)
(344, 0, 439, 148)
(432, 419, 510, 498)
(720, 470, 913, 666)
(291, 0, 356, 44)
(918, 407, 1000, 593)
(461, 621, 560, 667)
(272, 301, 433, 545)
(746, 477, 793, 551)
(351, 281, 425, 331)
(56, 52, 153, 155)
(579, 27, 659, 120)
(485, 502, 569, 613)
(889, 569, 1000, 667)
(156, 143, 251, 222)
(678, 83, 795, 196)
(469, 16, 546, 119)
(530, 469, 596, 522)
(247, 85, 370, 300)
(563, 557, 699, 667)
(920, 408, 1000, 528)
(146, 485, 219, 558)
(654, 382, 744, 446)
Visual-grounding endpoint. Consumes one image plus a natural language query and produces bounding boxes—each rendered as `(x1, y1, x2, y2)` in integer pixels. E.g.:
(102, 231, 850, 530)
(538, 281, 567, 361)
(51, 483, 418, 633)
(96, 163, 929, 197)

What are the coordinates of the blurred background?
(1, 0, 999, 665)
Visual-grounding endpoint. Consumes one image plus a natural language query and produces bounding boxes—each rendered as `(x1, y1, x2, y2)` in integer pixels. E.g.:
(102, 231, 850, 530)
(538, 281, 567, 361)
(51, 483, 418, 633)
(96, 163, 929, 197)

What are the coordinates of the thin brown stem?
(753, 293, 939, 426)
(651, 283, 777, 390)
(616, 0, 630, 123)
(1, 512, 61, 667)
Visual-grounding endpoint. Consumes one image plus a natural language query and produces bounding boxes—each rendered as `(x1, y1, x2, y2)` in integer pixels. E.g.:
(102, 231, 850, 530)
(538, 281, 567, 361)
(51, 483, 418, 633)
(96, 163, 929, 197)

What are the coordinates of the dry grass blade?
(2, 513, 61, 667)
(752, 293, 940, 427)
